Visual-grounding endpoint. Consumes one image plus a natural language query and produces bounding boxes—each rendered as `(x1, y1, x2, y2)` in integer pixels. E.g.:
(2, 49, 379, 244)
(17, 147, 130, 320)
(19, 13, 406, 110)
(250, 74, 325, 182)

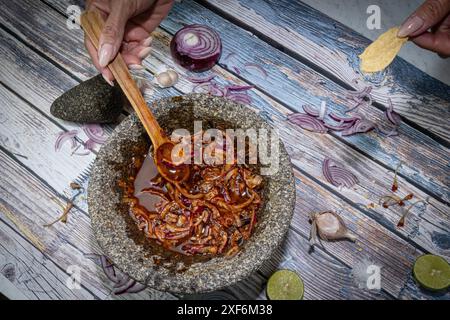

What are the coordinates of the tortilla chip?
(359, 27, 408, 73)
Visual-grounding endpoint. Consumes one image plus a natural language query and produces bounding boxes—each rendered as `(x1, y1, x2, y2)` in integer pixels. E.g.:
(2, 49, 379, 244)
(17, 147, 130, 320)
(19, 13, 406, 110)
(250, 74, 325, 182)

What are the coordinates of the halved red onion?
(170, 24, 222, 72)
(341, 119, 375, 136)
(386, 98, 402, 126)
(322, 157, 358, 188)
(288, 113, 328, 133)
(302, 105, 320, 117)
(244, 62, 268, 78)
(55, 130, 78, 152)
(83, 124, 106, 144)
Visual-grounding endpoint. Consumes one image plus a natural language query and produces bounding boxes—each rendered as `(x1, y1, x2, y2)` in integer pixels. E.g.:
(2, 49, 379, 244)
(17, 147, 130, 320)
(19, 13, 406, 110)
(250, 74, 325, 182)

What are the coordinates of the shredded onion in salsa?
(121, 131, 263, 258)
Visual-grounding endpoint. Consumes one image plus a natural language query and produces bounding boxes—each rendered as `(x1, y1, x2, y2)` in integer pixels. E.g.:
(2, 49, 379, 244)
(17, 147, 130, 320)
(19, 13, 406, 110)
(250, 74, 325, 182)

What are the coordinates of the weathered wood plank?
(160, 0, 450, 203)
(0, 273, 29, 300)
(12, 0, 450, 253)
(0, 148, 180, 300)
(141, 51, 437, 297)
(398, 275, 450, 300)
(0, 219, 94, 300)
(0, 33, 391, 301)
(203, 0, 450, 142)
(0, 84, 95, 192)
(143, 28, 450, 259)
(17, 0, 450, 203)
(4, 0, 446, 300)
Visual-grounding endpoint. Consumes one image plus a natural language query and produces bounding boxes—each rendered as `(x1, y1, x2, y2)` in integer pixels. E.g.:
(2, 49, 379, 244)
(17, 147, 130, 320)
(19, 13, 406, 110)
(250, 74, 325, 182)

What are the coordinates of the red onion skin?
(170, 25, 222, 72)
(288, 113, 328, 133)
(302, 105, 319, 117)
(329, 112, 361, 123)
(244, 63, 268, 78)
(322, 157, 358, 188)
(341, 119, 375, 136)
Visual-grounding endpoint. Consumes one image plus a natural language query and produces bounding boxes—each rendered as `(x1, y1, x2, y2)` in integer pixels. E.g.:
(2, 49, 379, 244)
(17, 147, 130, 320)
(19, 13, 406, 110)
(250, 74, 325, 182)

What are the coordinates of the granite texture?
(51, 74, 124, 123)
(88, 94, 296, 293)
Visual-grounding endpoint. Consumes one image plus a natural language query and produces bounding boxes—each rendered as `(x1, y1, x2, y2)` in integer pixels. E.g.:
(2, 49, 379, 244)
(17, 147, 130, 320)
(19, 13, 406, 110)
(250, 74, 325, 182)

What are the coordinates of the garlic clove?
(166, 70, 179, 83)
(310, 211, 356, 246)
(154, 70, 179, 88)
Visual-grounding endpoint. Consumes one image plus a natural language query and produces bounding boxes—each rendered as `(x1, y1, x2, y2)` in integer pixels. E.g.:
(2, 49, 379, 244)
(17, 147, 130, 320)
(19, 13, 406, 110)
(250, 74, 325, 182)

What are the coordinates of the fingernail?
(141, 36, 152, 47)
(129, 64, 144, 70)
(398, 16, 424, 37)
(101, 73, 114, 86)
(138, 47, 152, 59)
(98, 43, 114, 67)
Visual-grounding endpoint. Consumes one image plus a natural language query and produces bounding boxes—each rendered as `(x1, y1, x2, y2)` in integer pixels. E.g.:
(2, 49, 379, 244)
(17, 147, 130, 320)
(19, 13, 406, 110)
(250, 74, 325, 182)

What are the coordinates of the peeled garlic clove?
(166, 70, 179, 83)
(154, 70, 178, 88)
(314, 211, 356, 242)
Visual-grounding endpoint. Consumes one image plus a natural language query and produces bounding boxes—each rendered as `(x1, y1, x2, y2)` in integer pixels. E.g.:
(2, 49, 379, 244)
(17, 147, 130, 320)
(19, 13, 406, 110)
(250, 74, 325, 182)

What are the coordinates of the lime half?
(266, 269, 304, 300)
(413, 254, 450, 291)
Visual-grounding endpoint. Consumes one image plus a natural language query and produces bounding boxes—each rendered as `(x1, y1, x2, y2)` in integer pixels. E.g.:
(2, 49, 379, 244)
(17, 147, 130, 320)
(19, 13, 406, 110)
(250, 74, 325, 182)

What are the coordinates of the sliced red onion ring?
(226, 92, 252, 104)
(376, 125, 399, 137)
(323, 122, 350, 131)
(341, 119, 375, 136)
(55, 130, 78, 152)
(124, 282, 147, 294)
(346, 86, 372, 98)
(385, 98, 402, 126)
(226, 85, 254, 91)
(288, 113, 328, 133)
(113, 278, 136, 295)
(171, 24, 222, 72)
(244, 62, 268, 78)
(322, 157, 358, 188)
(100, 255, 119, 282)
(186, 74, 216, 83)
(208, 82, 225, 96)
(223, 52, 236, 63)
(85, 139, 97, 151)
(192, 82, 209, 93)
(329, 112, 361, 123)
(302, 105, 319, 117)
(83, 124, 106, 144)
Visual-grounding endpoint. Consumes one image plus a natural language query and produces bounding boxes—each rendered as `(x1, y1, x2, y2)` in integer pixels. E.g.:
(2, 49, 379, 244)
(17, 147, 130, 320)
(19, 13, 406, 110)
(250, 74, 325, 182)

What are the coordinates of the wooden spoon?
(80, 10, 189, 182)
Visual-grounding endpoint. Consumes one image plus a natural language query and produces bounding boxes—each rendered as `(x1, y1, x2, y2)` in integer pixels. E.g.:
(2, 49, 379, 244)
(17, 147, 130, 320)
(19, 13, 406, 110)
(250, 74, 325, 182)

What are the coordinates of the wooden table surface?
(0, 0, 449, 300)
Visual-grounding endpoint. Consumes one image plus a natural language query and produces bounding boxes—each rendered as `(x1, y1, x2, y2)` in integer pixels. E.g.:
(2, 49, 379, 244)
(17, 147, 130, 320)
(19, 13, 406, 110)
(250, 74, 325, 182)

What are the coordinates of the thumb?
(98, 3, 130, 68)
(398, 0, 450, 37)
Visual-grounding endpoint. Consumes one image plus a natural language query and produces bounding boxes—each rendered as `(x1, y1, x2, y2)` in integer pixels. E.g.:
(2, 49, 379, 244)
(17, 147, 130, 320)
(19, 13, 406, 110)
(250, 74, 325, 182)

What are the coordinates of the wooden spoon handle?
(80, 10, 165, 148)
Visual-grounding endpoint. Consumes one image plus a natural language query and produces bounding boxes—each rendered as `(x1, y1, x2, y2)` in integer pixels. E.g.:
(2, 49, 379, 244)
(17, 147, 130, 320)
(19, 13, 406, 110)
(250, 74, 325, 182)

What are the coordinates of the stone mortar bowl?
(88, 94, 295, 294)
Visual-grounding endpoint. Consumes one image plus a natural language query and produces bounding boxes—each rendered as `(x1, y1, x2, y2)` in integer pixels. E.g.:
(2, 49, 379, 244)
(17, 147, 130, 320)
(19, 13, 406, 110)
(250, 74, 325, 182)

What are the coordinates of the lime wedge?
(266, 269, 304, 300)
(413, 254, 450, 291)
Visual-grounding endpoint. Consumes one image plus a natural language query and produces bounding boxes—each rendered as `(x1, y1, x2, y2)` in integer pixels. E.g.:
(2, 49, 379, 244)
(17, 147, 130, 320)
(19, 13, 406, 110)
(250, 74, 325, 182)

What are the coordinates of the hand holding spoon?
(80, 9, 189, 182)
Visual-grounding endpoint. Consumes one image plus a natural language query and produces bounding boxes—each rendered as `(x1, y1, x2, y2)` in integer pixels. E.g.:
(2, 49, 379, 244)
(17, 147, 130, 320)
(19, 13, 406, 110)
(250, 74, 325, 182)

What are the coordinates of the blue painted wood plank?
(159, 0, 449, 203)
(203, 0, 450, 142)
